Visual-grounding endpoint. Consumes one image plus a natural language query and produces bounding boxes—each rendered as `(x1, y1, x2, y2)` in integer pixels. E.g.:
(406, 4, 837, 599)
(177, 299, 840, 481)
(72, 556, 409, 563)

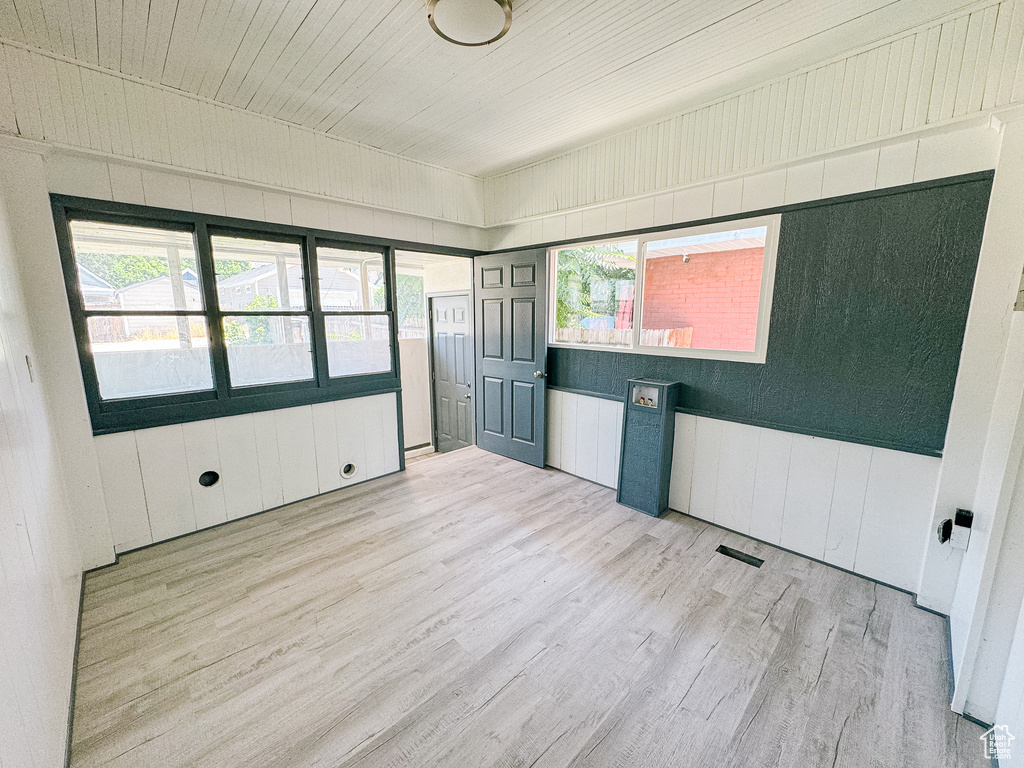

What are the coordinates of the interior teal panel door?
(473, 248, 547, 467)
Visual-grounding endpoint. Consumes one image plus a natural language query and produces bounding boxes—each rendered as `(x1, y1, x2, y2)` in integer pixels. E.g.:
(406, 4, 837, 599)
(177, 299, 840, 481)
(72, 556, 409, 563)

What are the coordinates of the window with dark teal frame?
(50, 194, 431, 435)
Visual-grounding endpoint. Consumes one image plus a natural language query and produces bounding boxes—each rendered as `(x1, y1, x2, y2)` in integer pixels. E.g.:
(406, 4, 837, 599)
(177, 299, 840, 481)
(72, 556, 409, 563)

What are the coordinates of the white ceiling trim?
(484, 0, 1019, 224)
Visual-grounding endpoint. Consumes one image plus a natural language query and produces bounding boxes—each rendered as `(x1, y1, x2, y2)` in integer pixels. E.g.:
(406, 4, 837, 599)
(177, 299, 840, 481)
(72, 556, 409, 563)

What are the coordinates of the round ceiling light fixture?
(427, 0, 512, 47)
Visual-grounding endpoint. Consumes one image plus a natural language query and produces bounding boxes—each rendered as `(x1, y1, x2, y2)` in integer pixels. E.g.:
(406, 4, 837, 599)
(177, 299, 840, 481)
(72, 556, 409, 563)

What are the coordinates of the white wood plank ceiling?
(486, 0, 1023, 222)
(0, 0, 988, 176)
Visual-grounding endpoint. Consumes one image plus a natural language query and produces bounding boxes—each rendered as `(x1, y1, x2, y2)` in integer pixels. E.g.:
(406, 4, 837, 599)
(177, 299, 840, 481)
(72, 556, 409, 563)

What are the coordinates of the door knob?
(534, 371, 546, 379)
(464, 394, 472, 399)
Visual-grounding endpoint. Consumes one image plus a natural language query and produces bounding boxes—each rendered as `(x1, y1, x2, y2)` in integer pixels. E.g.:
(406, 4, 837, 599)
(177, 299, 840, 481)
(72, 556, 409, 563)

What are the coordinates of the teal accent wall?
(548, 173, 993, 456)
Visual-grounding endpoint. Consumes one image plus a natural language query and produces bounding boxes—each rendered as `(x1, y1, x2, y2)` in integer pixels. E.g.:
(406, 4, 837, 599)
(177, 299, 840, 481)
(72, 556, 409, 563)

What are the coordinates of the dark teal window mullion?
(306, 233, 331, 388)
(385, 245, 401, 380)
(195, 219, 231, 398)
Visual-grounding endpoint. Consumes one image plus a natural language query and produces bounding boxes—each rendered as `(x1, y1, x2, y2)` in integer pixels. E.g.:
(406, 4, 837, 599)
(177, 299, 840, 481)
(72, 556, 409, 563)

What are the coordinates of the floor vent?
(715, 545, 764, 568)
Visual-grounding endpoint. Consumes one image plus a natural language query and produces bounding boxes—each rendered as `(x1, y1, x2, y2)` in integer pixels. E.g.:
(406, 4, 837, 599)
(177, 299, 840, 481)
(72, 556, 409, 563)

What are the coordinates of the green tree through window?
(77, 252, 169, 289)
(224, 294, 279, 344)
(555, 245, 635, 329)
(373, 273, 423, 335)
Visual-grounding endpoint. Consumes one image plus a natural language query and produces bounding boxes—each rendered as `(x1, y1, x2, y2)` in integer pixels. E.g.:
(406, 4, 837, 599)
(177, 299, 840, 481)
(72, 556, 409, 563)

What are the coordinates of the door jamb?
(426, 289, 476, 451)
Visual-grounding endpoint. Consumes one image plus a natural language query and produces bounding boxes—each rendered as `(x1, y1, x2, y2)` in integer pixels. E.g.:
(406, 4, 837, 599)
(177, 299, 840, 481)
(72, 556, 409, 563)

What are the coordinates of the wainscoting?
(94, 393, 401, 553)
(546, 391, 939, 593)
(545, 389, 624, 490)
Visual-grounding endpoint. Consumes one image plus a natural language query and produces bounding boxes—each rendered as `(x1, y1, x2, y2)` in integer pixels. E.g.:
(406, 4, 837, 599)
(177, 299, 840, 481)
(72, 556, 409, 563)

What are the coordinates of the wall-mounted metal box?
(617, 379, 681, 517)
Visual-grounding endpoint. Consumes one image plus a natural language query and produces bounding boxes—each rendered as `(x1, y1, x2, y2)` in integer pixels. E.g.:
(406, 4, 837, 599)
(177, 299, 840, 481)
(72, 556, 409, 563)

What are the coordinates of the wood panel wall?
(42, 152, 488, 253)
(94, 394, 401, 553)
(0, 148, 84, 768)
(485, 0, 1024, 224)
(0, 43, 484, 225)
(487, 122, 1002, 252)
(545, 390, 939, 593)
(670, 413, 941, 593)
(545, 389, 623, 489)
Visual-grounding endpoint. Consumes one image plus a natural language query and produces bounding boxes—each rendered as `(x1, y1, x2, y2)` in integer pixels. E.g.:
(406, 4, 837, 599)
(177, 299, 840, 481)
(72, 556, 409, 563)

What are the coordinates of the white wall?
(487, 121, 1003, 251)
(967, 453, 1024, 722)
(0, 148, 116, 570)
(43, 150, 487, 251)
(399, 340, 433, 450)
(524, 118, 1024, 716)
(951, 312, 1024, 721)
(922, 120, 1024, 623)
(545, 389, 623, 489)
(0, 148, 85, 767)
(996, 590, 1024, 750)
(424, 258, 473, 295)
(32, 146, 467, 562)
(95, 395, 400, 553)
(671, 414, 940, 593)
(546, 392, 939, 593)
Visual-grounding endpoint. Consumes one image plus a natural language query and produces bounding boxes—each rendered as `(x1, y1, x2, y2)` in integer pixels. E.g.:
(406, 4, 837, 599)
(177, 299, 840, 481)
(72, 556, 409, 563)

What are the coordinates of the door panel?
(430, 294, 474, 452)
(482, 377, 504, 435)
(482, 299, 503, 358)
(512, 263, 536, 286)
(455, 331, 471, 386)
(482, 267, 503, 288)
(512, 299, 537, 362)
(474, 249, 547, 467)
(512, 381, 536, 442)
(456, 399, 471, 442)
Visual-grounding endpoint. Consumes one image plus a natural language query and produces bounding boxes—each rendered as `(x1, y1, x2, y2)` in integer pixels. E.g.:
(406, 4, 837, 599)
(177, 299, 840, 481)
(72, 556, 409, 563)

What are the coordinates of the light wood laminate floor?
(71, 447, 986, 767)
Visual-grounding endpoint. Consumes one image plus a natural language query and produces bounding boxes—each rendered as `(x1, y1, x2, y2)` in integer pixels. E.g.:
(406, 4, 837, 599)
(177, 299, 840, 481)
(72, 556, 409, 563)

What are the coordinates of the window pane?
(222, 315, 314, 387)
(325, 315, 392, 377)
(212, 236, 306, 312)
(641, 226, 767, 351)
(70, 221, 200, 311)
(395, 273, 425, 339)
(316, 247, 386, 311)
(553, 241, 636, 348)
(86, 316, 212, 399)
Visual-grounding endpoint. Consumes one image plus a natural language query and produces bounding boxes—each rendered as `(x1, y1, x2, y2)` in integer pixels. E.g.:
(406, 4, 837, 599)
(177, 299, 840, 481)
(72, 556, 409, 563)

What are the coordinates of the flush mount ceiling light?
(427, 0, 512, 47)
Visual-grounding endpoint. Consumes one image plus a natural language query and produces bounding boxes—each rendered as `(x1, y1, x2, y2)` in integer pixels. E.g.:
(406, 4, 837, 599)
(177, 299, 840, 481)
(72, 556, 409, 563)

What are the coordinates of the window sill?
(547, 340, 768, 364)
(89, 373, 401, 435)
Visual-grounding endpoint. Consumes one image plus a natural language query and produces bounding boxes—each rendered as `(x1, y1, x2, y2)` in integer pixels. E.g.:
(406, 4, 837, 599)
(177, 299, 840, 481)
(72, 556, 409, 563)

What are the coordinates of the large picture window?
(53, 196, 413, 434)
(548, 214, 780, 363)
